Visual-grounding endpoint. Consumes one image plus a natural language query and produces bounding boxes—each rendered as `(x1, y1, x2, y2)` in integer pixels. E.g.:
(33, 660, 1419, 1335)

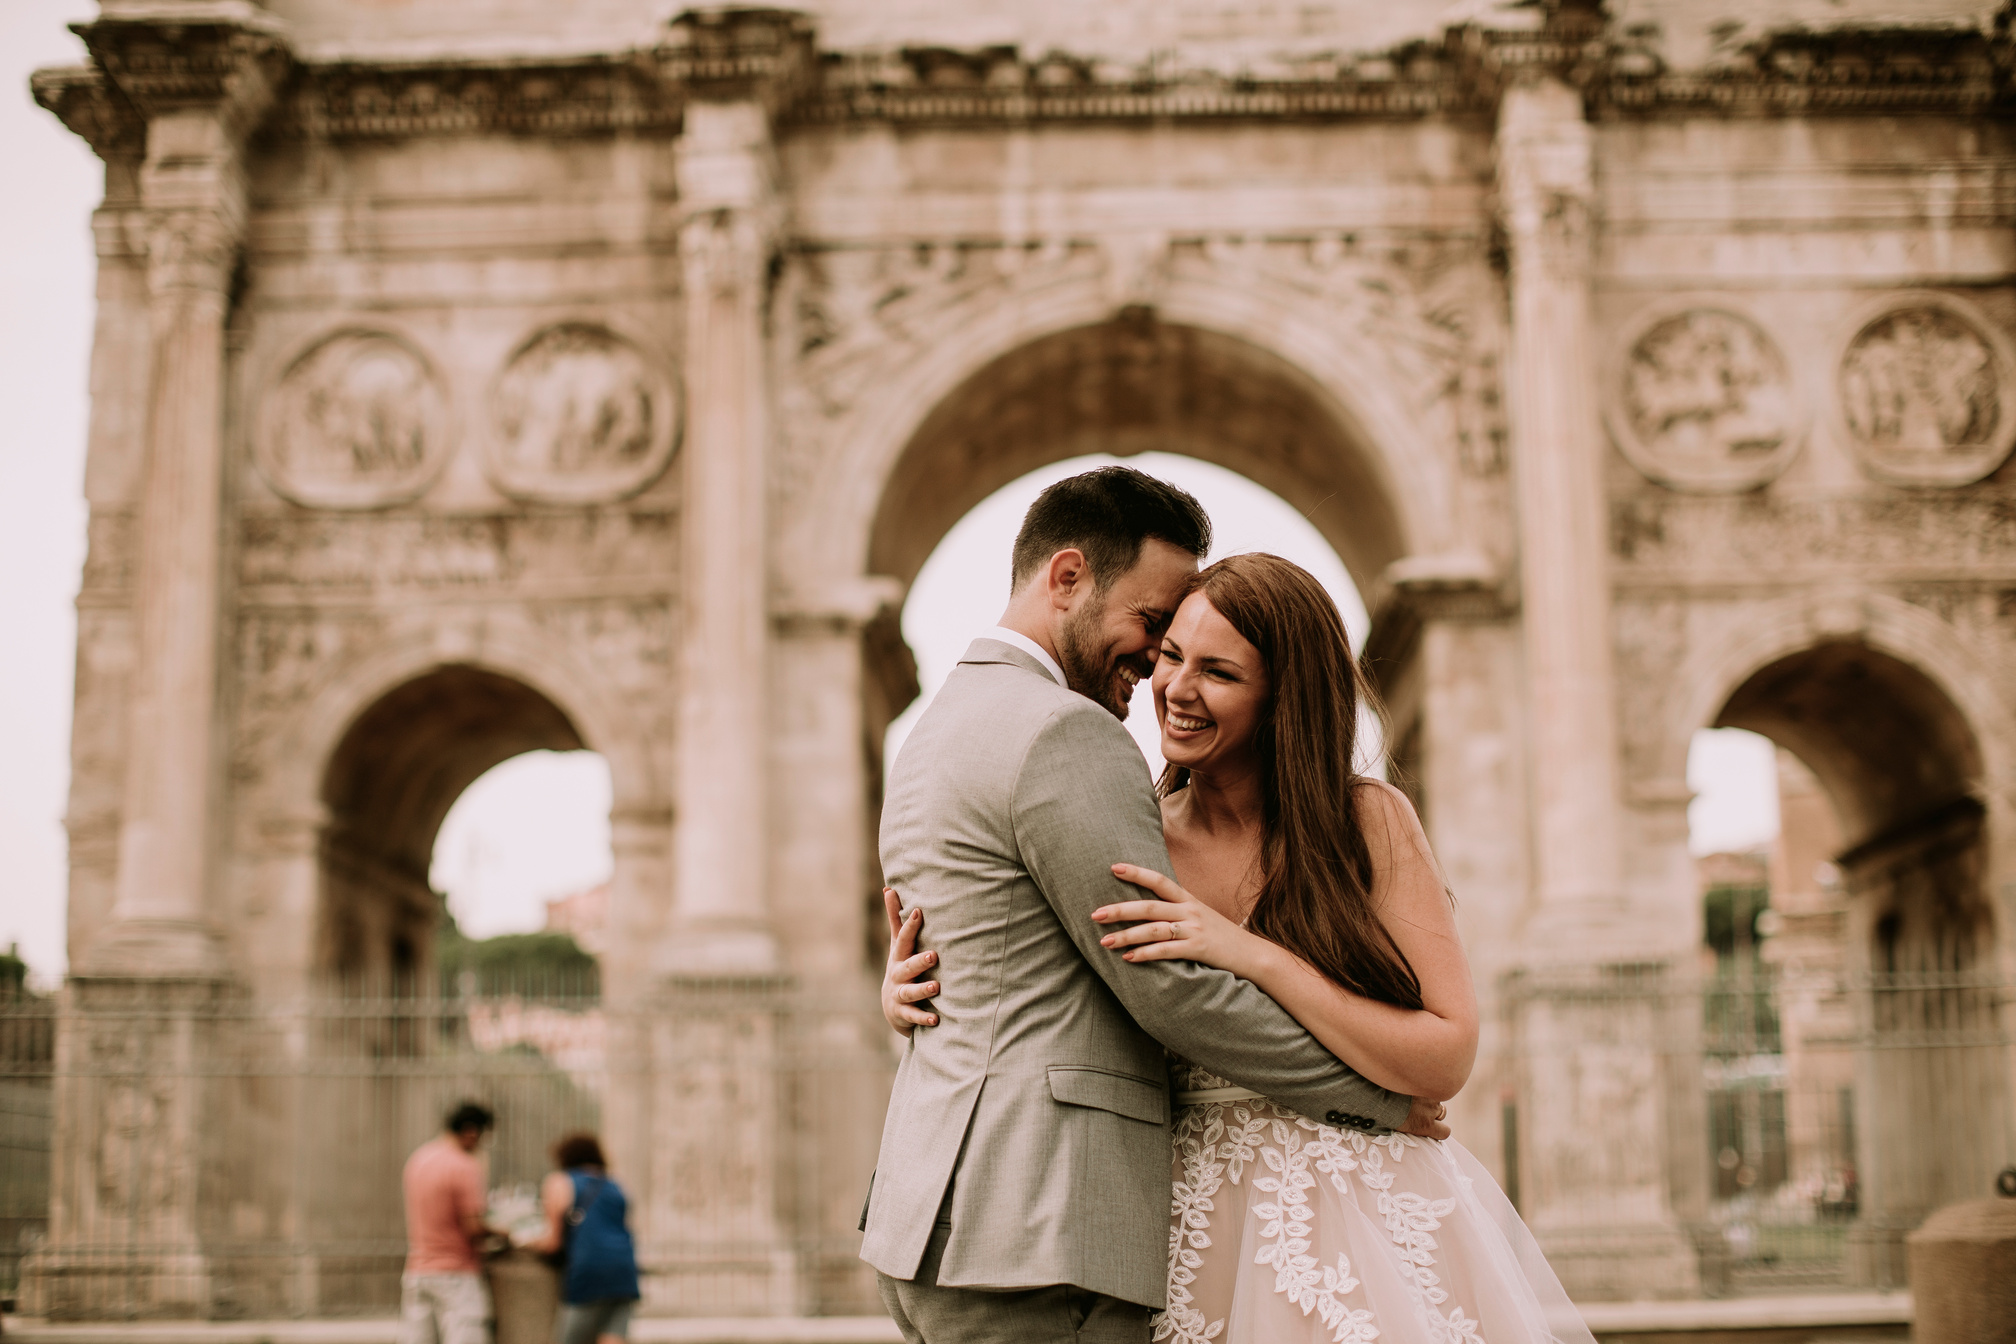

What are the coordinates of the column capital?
(1494, 77, 1594, 281)
(143, 205, 241, 297)
(678, 207, 774, 300)
(1384, 553, 1517, 624)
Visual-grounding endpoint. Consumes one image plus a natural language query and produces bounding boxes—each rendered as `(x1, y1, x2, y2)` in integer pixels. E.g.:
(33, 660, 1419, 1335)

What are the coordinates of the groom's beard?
(1057, 599, 1152, 721)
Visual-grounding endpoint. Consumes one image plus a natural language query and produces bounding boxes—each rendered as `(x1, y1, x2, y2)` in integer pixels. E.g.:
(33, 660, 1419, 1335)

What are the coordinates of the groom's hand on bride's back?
(1401, 1095, 1451, 1140)
(881, 886, 940, 1036)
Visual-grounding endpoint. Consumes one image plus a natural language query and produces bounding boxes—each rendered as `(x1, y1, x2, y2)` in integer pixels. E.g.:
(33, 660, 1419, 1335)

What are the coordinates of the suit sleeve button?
(1324, 1111, 1345, 1126)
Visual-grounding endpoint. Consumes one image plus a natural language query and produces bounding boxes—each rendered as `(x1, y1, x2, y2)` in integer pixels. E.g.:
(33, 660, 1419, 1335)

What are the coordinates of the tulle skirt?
(1156, 1092, 1596, 1344)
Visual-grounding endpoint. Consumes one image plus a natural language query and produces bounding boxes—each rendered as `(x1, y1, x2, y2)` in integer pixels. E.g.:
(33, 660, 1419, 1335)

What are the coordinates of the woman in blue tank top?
(533, 1132, 641, 1344)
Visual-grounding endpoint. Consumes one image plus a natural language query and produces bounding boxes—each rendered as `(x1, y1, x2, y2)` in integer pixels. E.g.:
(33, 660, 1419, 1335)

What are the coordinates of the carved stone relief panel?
(484, 322, 680, 503)
(1836, 293, 2016, 487)
(1605, 303, 1804, 493)
(257, 329, 451, 508)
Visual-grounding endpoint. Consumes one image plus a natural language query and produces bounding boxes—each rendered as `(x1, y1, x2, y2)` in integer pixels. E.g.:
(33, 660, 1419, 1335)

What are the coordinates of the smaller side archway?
(317, 664, 587, 986)
(1707, 640, 2005, 1283)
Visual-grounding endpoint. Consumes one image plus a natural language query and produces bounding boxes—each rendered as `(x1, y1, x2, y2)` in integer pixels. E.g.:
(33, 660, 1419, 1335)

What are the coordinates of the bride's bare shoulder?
(1349, 778, 1437, 875)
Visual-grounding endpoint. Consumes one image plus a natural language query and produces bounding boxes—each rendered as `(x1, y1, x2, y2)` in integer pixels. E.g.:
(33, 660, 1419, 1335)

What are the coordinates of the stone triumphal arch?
(27, 0, 2016, 1318)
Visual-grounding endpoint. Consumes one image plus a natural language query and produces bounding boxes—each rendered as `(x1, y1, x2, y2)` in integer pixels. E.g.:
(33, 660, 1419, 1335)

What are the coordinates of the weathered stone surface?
(31, 0, 2016, 1318)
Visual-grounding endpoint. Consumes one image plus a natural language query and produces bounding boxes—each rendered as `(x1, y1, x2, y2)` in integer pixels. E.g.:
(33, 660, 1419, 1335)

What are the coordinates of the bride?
(882, 552, 1593, 1344)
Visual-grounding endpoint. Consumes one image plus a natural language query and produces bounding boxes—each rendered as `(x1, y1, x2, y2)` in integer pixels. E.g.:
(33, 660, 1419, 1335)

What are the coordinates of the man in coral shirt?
(401, 1101, 503, 1344)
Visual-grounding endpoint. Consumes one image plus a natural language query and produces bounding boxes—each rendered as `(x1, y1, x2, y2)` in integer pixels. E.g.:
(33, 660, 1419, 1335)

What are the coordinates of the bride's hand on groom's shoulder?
(881, 887, 940, 1036)
(1093, 865, 1256, 978)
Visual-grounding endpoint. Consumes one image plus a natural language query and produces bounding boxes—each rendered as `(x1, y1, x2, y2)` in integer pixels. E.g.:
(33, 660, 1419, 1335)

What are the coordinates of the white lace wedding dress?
(1158, 1062, 1596, 1344)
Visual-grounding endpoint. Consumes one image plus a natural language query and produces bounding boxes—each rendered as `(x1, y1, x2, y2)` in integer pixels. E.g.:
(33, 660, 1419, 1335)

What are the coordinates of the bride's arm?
(1096, 781, 1478, 1102)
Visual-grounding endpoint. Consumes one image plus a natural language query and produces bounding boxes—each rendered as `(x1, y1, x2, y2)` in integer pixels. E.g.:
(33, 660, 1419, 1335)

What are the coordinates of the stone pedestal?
(1905, 1191, 2016, 1344)
(634, 978, 797, 1315)
(22, 976, 243, 1320)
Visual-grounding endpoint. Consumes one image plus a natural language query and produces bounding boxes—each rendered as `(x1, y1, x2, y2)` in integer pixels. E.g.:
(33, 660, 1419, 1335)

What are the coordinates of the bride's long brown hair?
(1155, 552, 1425, 1011)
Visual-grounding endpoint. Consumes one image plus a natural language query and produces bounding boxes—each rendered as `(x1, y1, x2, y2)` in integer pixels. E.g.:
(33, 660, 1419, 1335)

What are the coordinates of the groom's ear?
(1044, 548, 1093, 609)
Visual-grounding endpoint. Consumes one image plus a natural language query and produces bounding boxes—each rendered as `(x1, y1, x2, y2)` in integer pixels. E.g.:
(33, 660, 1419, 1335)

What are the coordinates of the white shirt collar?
(983, 626, 1065, 687)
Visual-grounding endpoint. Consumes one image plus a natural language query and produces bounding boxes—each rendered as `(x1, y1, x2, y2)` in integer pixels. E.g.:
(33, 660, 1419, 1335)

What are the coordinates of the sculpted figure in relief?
(498, 325, 656, 471)
(1842, 308, 1998, 453)
(488, 323, 678, 501)
(1609, 308, 1801, 491)
(263, 331, 447, 506)
(1626, 312, 1789, 462)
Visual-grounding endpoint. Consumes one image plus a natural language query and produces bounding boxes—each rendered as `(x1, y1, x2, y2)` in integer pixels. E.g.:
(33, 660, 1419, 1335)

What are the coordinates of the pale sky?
(1, 0, 97, 986)
(0, 0, 1778, 973)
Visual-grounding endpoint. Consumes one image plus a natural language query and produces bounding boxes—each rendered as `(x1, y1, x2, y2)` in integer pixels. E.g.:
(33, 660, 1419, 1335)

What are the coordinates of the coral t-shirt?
(403, 1136, 487, 1274)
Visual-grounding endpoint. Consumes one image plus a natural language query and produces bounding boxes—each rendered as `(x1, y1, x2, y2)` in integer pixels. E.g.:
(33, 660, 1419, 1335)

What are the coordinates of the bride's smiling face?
(1153, 592, 1271, 776)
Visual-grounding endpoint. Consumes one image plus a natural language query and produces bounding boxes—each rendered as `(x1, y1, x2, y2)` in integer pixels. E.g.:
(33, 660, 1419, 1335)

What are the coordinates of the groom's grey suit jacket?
(859, 638, 1412, 1309)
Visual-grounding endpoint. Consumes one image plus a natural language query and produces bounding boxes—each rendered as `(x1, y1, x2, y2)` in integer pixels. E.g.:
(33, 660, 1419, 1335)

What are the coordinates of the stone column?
(636, 14, 813, 1314)
(1495, 76, 1700, 1298)
(662, 14, 805, 975)
(73, 15, 288, 977)
(1497, 77, 1626, 941)
(24, 17, 288, 1320)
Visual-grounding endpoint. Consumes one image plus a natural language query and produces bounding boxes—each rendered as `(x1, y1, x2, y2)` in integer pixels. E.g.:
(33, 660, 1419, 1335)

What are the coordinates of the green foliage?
(0, 946, 29, 999)
(436, 918, 599, 998)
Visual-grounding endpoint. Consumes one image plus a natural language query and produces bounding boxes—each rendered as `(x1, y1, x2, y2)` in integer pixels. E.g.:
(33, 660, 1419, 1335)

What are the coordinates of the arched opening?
(868, 316, 1407, 600)
(860, 316, 1414, 963)
(1693, 643, 2002, 1286)
(888, 451, 1376, 780)
(319, 665, 589, 985)
(304, 665, 612, 1308)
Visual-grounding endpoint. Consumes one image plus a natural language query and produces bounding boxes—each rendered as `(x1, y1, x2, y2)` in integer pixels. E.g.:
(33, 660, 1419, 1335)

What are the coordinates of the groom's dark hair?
(1010, 467, 1211, 594)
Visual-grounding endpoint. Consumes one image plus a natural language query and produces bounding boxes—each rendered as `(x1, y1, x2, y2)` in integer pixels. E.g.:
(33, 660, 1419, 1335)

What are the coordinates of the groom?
(860, 467, 1446, 1342)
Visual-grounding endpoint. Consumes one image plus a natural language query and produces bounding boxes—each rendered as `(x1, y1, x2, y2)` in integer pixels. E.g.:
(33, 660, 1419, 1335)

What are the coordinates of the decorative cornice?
(31, 65, 147, 160)
(36, 13, 2016, 153)
(78, 17, 293, 134)
(1592, 28, 2007, 120)
(792, 39, 1494, 127)
(657, 7, 816, 110)
(268, 56, 680, 141)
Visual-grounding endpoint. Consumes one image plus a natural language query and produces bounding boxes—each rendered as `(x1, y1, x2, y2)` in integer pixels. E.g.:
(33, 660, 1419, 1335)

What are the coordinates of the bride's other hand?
(881, 887, 939, 1036)
(1092, 864, 1258, 977)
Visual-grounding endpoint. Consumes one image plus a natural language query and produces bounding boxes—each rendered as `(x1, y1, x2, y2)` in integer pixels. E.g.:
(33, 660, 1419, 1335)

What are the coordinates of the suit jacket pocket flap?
(1046, 1066, 1170, 1126)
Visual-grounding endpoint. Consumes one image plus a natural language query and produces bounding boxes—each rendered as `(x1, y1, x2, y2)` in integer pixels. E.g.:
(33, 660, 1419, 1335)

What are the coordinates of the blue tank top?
(561, 1169, 640, 1305)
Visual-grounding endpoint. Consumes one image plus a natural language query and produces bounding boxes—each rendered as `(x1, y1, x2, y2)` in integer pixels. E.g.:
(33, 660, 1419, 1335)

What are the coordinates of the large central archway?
(854, 313, 1425, 957)
(868, 316, 1410, 599)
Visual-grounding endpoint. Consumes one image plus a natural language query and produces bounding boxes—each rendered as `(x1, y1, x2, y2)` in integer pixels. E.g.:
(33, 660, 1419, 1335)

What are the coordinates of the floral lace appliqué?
(1158, 1073, 1490, 1344)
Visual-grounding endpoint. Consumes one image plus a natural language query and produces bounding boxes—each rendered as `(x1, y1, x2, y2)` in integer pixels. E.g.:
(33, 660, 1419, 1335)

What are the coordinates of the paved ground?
(0, 1292, 1914, 1344)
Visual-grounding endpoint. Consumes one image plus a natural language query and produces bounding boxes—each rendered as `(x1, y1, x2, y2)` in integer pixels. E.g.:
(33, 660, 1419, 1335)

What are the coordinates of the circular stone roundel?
(1605, 303, 1805, 493)
(258, 329, 451, 508)
(1836, 292, 2016, 487)
(484, 323, 680, 503)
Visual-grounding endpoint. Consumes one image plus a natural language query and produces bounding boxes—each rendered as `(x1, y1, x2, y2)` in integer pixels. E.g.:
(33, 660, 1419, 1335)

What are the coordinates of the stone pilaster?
(1495, 71, 1701, 1298)
(659, 10, 811, 976)
(70, 13, 290, 977)
(1497, 76, 1628, 945)
(25, 14, 290, 1321)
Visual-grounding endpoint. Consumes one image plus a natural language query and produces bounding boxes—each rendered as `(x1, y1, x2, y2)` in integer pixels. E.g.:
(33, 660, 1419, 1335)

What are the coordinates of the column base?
(640, 972, 802, 1315)
(19, 1247, 214, 1321)
(73, 918, 230, 979)
(1529, 1213, 1703, 1303)
(656, 921, 781, 978)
